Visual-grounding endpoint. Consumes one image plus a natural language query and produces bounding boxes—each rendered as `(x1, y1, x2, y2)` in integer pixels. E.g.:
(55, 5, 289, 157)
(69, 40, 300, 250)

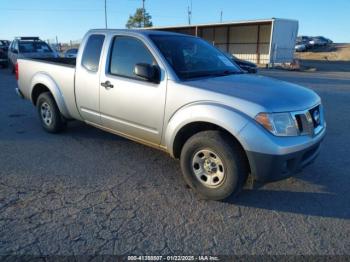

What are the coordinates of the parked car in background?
(295, 35, 333, 51)
(15, 29, 326, 201)
(0, 40, 10, 68)
(50, 43, 62, 53)
(224, 52, 258, 73)
(295, 43, 307, 52)
(8, 37, 58, 72)
(309, 36, 332, 47)
(64, 48, 78, 58)
(296, 36, 312, 49)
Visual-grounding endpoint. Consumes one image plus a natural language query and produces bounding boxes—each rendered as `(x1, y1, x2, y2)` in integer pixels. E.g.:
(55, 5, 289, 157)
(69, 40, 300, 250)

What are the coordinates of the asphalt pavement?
(0, 67, 349, 256)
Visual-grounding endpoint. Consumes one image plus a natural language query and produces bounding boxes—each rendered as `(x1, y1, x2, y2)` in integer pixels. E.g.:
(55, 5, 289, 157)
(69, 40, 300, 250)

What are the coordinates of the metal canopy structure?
(150, 18, 298, 66)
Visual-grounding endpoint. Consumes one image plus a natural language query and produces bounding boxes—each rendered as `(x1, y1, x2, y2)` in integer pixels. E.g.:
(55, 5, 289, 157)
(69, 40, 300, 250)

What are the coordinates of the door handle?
(101, 81, 114, 89)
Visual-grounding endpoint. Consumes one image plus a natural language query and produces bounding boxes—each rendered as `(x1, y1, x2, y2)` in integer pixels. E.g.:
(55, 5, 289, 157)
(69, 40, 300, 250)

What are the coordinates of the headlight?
(255, 112, 299, 136)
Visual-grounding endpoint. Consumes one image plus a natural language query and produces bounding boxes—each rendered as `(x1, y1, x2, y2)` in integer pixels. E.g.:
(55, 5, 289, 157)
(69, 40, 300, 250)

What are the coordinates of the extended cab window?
(109, 36, 155, 79)
(81, 34, 105, 72)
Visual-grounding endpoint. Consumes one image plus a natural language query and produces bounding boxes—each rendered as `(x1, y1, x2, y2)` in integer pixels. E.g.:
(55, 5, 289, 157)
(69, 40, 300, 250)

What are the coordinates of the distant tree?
(126, 8, 153, 28)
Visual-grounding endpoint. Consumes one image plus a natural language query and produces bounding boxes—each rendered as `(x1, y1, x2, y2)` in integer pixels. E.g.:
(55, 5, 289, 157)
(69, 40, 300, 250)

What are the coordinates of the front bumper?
(239, 117, 326, 182)
(246, 139, 322, 182)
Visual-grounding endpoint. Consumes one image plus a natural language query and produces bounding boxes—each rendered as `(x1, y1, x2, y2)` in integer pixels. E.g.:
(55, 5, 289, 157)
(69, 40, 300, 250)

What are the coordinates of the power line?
(104, 0, 108, 29)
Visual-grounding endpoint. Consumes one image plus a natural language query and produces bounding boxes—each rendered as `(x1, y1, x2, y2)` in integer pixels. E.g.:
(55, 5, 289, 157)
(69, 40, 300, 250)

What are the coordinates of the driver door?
(99, 35, 167, 146)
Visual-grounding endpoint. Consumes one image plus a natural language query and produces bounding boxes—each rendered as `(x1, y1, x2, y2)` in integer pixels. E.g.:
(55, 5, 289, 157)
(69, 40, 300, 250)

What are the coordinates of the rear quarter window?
(81, 34, 105, 72)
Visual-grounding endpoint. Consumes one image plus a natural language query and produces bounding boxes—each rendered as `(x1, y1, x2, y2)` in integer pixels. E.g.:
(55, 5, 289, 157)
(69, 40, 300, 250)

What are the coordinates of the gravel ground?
(0, 67, 349, 256)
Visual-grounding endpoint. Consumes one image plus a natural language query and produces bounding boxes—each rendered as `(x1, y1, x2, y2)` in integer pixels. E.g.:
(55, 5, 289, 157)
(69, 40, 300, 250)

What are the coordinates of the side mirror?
(134, 63, 160, 83)
(13, 49, 18, 54)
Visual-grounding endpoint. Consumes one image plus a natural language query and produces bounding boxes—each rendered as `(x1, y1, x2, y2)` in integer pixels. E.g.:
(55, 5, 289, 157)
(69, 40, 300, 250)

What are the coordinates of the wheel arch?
(164, 103, 251, 166)
(30, 73, 71, 118)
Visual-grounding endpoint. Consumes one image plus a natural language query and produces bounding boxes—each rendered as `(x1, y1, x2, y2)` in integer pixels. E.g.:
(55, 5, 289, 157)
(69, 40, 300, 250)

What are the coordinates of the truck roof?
(87, 29, 194, 37)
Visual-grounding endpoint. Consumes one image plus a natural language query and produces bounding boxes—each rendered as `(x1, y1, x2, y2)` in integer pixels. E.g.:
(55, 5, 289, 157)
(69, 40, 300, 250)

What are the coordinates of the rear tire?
(37, 92, 66, 133)
(180, 130, 248, 201)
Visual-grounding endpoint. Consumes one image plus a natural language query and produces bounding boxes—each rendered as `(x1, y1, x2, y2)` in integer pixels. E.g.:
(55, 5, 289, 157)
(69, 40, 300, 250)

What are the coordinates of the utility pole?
(220, 10, 223, 23)
(187, 0, 192, 25)
(104, 0, 108, 29)
(142, 0, 145, 27)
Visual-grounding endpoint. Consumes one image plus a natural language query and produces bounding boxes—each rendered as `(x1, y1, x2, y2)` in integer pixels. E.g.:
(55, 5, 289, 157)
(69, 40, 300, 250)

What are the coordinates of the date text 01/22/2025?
(127, 255, 220, 261)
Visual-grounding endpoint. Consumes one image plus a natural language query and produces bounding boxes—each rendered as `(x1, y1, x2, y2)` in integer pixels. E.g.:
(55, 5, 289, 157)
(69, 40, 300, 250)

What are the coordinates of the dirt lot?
(295, 44, 350, 72)
(296, 44, 350, 61)
(0, 67, 350, 256)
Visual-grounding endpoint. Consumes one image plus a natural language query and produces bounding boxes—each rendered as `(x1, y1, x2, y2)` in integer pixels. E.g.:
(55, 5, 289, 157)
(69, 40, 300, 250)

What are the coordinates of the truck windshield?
(150, 35, 241, 80)
(19, 41, 53, 53)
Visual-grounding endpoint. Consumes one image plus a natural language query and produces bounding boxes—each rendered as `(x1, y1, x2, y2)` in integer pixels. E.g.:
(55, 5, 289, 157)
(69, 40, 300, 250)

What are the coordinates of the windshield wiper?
(181, 70, 242, 80)
(204, 70, 243, 78)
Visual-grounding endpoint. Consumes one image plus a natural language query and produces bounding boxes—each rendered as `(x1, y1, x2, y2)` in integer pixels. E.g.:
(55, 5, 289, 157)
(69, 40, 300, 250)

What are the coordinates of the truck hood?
(186, 74, 320, 114)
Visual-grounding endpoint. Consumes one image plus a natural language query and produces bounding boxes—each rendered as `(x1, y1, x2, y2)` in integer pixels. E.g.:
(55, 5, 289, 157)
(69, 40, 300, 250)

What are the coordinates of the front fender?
(30, 72, 71, 118)
(163, 102, 250, 157)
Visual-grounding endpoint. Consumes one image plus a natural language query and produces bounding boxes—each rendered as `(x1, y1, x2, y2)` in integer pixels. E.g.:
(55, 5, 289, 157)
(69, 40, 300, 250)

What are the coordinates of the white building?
(150, 18, 299, 66)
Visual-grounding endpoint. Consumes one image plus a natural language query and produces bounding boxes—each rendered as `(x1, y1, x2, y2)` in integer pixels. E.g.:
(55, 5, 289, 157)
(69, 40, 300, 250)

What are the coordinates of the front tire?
(180, 130, 248, 201)
(37, 92, 66, 133)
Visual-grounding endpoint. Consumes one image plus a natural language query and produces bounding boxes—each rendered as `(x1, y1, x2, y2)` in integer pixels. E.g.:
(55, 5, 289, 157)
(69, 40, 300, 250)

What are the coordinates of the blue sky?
(1, 0, 349, 43)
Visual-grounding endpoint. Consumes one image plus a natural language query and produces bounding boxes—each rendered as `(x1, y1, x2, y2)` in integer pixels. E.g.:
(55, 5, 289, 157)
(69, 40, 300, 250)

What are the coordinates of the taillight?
(15, 62, 19, 81)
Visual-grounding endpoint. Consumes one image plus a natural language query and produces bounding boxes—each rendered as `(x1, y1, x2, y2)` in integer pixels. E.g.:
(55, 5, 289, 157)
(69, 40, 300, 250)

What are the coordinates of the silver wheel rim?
(192, 149, 225, 188)
(40, 102, 53, 126)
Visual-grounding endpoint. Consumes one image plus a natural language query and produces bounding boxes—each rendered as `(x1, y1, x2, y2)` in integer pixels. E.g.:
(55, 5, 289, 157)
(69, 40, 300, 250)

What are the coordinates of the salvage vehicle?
(15, 30, 326, 200)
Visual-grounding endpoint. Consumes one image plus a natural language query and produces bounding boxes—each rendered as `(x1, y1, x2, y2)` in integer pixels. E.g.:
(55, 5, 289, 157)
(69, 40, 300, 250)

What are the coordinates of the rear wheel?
(180, 130, 248, 200)
(37, 92, 66, 133)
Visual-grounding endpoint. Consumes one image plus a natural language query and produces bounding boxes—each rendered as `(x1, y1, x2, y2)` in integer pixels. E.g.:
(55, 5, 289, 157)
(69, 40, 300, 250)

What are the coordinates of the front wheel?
(180, 130, 248, 201)
(37, 92, 66, 133)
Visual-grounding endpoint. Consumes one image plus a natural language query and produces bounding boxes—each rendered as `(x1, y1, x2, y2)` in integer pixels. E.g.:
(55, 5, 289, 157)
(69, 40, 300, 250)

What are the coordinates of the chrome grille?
(292, 105, 324, 136)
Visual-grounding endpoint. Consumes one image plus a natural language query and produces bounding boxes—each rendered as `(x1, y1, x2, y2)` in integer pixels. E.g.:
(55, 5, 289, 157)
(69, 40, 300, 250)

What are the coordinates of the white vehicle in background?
(295, 44, 307, 52)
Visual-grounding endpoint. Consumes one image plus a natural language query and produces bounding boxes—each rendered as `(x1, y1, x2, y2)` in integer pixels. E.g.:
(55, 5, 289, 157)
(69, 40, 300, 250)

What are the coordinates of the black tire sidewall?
(180, 131, 246, 200)
(37, 92, 65, 133)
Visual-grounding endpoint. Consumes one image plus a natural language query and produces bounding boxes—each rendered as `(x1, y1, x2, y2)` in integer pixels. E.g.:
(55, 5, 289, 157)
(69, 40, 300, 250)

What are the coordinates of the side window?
(81, 34, 105, 72)
(109, 36, 156, 79)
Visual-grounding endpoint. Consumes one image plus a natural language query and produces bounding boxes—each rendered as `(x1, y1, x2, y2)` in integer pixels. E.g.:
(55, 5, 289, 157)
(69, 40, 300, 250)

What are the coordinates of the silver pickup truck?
(16, 29, 326, 200)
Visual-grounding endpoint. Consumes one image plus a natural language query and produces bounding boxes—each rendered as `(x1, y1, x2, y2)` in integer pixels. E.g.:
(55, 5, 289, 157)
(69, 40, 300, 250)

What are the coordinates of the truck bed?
(17, 57, 80, 120)
(31, 57, 76, 67)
